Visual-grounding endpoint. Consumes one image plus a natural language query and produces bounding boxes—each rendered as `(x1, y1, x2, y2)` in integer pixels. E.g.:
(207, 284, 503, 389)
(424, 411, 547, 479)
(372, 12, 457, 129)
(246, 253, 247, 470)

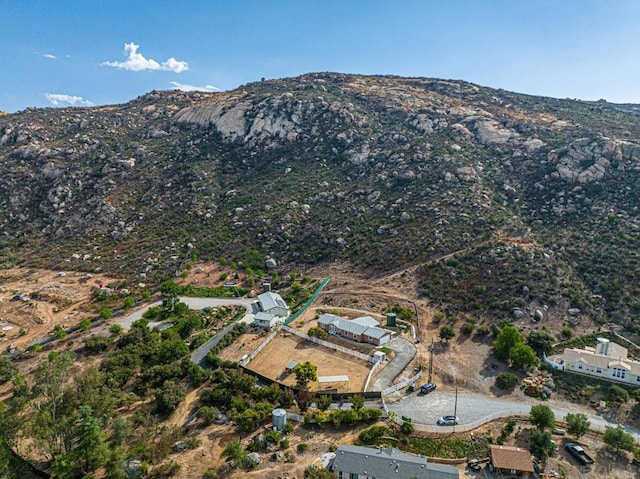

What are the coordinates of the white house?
(257, 291, 290, 318)
(254, 311, 280, 329)
(317, 314, 392, 346)
(548, 337, 640, 386)
(331, 445, 459, 479)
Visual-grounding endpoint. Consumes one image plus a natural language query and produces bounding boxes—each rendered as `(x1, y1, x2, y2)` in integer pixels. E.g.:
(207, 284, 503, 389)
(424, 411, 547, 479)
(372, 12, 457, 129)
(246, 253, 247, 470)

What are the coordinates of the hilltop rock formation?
(1, 73, 640, 322)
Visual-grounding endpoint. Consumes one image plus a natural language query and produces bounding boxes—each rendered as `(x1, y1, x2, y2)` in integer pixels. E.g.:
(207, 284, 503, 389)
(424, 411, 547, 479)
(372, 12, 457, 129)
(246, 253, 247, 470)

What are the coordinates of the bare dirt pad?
(0, 268, 122, 351)
(246, 332, 372, 393)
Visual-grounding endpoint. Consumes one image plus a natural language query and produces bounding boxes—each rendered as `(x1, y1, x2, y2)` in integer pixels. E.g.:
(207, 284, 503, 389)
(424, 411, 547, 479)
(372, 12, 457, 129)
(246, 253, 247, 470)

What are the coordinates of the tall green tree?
(565, 413, 590, 440)
(439, 325, 456, 343)
(509, 343, 537, 371)
(529, 405, 555, 431)
(493, 325, 523, 361)
(527, 331, 554, 355)
(75, 405, 109, 473)
(294, 361, 318, 387)
(603, 425, 635, 453)
(528, 429, 556, 463)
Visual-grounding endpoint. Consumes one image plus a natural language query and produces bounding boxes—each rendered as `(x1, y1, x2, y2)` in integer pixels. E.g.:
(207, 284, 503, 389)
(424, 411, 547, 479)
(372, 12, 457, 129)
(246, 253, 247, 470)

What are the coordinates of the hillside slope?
(1, 73, 639, 323)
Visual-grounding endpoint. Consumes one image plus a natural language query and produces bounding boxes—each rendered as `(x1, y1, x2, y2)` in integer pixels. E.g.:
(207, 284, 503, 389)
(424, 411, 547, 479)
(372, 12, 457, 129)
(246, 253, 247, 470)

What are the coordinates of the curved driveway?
(370, 337, 416, 391)
(117, 297, 258, 330)
(387, 391, 640, 441)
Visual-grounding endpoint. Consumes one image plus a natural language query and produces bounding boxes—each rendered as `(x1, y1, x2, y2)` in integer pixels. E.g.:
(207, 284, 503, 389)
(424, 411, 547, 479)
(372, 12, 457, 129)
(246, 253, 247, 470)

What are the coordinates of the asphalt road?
(117, 297, 258, 330)
(387, 391, 640, 440)
(115, 296, 259, 365)
(370, 337, 416, 391)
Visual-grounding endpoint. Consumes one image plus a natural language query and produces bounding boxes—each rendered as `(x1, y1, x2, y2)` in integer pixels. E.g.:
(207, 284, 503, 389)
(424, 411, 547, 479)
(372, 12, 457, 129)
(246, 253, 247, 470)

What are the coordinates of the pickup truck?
(565, 442, 594, 466)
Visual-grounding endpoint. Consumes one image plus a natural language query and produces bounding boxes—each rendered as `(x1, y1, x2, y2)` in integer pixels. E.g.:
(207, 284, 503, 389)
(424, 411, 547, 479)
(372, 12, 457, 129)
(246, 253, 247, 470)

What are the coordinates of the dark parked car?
(420, 382, 437, 394)
(565, 442, 594, 466)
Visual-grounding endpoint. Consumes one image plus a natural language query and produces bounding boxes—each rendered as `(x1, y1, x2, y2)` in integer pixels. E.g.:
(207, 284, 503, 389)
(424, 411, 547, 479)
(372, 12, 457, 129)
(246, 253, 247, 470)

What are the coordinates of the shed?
(254, 311, 279, 328)
(490, 445, 534, 478)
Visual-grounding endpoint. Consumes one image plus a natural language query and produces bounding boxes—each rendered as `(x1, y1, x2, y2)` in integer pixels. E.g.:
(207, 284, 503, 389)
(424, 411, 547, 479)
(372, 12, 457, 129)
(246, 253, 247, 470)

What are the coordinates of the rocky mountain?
(1, 73, 639, 325)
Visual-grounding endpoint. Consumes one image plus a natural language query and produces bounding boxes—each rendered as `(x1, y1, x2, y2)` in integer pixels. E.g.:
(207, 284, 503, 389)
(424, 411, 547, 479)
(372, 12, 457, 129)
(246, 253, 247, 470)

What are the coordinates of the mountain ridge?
(1, 72, 639, 325)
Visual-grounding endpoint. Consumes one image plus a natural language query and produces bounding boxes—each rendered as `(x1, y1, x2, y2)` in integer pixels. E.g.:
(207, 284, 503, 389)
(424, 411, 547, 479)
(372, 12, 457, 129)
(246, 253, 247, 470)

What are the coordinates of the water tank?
(272, 408, 287, 431)
(386, 312, 397, 327)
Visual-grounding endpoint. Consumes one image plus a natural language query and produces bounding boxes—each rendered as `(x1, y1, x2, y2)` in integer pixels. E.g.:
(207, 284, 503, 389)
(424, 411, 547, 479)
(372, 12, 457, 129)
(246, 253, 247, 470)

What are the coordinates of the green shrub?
(495, 372, 519, 391)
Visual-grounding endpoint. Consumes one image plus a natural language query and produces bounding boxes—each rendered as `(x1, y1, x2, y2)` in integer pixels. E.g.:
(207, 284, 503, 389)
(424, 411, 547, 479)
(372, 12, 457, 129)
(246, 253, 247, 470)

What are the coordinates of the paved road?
(113, 296, 259, 365)
(117, 297, 259, 330)
(387, 391, 640, 440)
(370, 337, 416, 391)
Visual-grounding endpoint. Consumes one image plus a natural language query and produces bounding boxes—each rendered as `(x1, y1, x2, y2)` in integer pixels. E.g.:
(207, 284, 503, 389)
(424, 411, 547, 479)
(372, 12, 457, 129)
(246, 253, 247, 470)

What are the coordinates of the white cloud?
(103, 43, 188, 73)
(169, 81, 220, 92)
(44, 93, 93, 107)
(43, 53, 57, 59)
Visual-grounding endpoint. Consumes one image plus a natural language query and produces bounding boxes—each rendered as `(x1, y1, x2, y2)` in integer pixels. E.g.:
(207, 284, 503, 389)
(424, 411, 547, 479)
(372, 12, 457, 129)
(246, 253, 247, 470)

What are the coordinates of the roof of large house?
(490, 445, 534, 473)
(559, 338, 640, 375)
(332, 445, 459, 479)
(317, 314, 391, 339)
(257, 291, 289, 312)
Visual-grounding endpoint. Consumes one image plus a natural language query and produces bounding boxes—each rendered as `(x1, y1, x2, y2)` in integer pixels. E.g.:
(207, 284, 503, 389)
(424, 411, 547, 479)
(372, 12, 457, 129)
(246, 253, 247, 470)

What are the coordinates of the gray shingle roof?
(332, 445, 459, 479)
(258, 291, 290, 313)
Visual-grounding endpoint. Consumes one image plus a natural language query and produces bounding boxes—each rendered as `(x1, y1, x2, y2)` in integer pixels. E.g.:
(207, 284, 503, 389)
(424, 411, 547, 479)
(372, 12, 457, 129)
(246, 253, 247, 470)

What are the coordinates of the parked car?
(420, 382, 437, 394)
(437, 415, 459, 425)
(565, 442, 594, 466)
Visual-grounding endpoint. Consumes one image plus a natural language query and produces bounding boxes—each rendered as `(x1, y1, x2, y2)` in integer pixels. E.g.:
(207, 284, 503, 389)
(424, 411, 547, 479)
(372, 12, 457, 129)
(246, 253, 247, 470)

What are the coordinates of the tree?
(123, 296, 135, 310)
(439, 325, 456, 342)
(222, 438, 246, 467)
(0, 357, 17, 384)
(101, 308, 113, 320)
(294, 361, 318, 387)
(104, 446, 127, 479)
(527, 331, 554, 355)
(159, 280, 180, 311)
(528, 429, 555, 463)
(603, 425, 635, 453)
(493, 325, 524, 361)
(495, 372, 519, 391)
(565, 413, 590, 440)
(350, 394, 365, 411)
(529, 405, 555, 431)
(74, 405, 109, 473)
(154, 380, 186, 415)
(509, 343, 537, 371)
(79, 318, 92, 332)
(607, 385, 629, 405)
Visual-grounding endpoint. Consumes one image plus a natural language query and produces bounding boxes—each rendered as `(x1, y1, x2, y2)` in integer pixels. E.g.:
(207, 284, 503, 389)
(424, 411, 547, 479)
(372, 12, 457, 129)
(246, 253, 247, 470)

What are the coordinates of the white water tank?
(272, 408, 287, 431)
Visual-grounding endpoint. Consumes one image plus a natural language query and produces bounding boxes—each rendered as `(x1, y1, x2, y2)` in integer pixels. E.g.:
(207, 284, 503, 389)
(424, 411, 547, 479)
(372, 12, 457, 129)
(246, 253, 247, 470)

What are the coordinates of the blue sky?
(1, 0, 639, 112)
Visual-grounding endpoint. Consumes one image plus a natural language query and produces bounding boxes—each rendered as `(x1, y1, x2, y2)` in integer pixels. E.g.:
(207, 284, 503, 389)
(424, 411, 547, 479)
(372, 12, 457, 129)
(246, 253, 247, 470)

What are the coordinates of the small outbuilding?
(490, 445, 534, 478)
(254, 311, 280, 328)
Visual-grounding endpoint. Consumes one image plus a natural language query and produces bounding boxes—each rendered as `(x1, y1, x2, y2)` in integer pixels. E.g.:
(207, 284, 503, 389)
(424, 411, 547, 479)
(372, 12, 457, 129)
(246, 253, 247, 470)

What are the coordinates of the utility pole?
(428, 338, 434, 382)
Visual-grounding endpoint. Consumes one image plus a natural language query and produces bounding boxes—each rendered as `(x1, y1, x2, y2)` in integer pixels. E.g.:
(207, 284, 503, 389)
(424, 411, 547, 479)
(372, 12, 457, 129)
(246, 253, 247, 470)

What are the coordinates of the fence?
(281, 325, 378, 364)
(381, 370, 422, 397)
(388, 408, 531, 433)
(240, 326, 281, 367)
(542, 353, 564, 371)
(286, 412, 305, 422)
(283, 276, 330, 326)
(363, 359, 383, 392)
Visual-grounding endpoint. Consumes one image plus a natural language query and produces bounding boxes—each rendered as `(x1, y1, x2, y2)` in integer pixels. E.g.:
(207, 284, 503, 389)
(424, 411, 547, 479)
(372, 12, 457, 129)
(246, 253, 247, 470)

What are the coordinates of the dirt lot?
(0, 268, 124, 351)
(245, 331, 373, 393)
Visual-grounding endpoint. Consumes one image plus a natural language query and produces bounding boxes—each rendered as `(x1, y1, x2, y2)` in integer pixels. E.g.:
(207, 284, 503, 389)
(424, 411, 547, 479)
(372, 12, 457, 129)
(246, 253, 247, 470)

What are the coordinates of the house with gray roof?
(257, 291, 290, 318)
(317, 314, 393, 346)
(330, 445, 459, 479)
(547, 337, 640, 386)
